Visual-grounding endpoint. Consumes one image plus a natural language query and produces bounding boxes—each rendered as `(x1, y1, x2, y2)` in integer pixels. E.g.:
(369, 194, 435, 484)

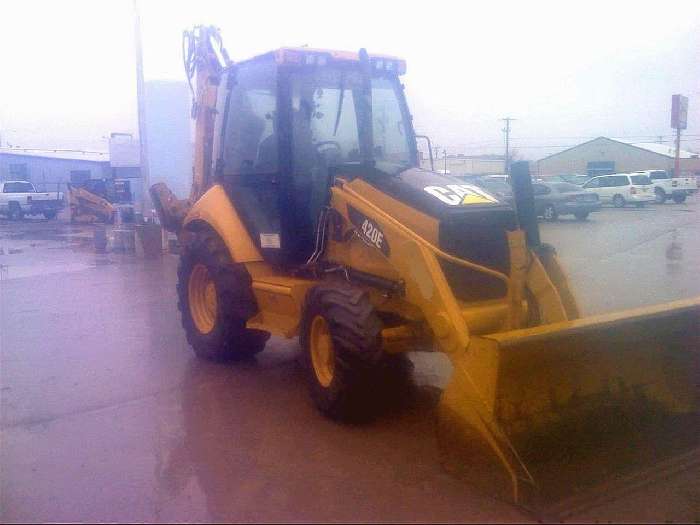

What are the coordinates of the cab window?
(222, 61, 278, 175)
(4, 181, 34, 193)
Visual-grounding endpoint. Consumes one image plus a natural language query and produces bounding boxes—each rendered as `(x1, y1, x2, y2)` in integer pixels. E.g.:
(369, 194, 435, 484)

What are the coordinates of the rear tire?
(543, 204, 558, 221)
(672, 194, 687, 204)
(300, 283, 383, 420)
(612, 194, 626, 208)
(177, 230, 269, 361)
(655, 188, 667, 204)
(574, 211, 589, 221)
(43, 211, 57, 220)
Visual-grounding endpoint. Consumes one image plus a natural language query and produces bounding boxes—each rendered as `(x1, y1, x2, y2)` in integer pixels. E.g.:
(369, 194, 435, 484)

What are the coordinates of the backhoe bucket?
(439, 297, 699, 512)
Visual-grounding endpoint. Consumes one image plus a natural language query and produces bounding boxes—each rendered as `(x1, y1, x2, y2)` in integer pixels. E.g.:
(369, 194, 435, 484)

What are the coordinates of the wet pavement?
(1, 200, 699, 522)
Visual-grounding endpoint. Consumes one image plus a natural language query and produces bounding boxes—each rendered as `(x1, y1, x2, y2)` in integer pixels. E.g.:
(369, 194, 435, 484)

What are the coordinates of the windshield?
(370, 76, 412, 169)
(290, 68, 413, 175)
(631, 175, 652, 185)
(478, 180, 512, 193)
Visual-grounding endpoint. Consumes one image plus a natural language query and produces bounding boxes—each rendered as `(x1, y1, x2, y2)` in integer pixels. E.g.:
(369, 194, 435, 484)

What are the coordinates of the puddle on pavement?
(0, 262, 95, 281)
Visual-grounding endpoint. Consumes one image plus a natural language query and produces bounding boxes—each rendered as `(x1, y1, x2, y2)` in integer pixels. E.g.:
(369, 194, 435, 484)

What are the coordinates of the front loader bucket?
(438, 297, 699, 513)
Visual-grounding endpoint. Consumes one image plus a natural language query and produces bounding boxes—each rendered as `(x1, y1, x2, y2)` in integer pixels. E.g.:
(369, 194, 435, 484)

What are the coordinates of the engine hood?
(360, 166, 514, 221)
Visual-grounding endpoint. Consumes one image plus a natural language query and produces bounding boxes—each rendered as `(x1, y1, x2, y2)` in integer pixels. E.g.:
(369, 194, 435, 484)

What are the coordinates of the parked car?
(465, 177, 514, 205)
(630, 170, 697, 204)
(532, 181, 601, 221)
(581, 173, 654, 208)
(0, 180, 65, 220)
(549, 174, 591, 186)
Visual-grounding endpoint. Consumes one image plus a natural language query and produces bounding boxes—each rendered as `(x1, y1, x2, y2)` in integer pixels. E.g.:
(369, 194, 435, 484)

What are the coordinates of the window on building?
(70, 170, 91, 184)
(586, 161, 615, 177)
(8, 163, 29, 181)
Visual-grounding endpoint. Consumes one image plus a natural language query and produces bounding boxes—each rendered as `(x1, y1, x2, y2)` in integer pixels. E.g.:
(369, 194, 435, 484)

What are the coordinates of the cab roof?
(238, 47, 407, 75)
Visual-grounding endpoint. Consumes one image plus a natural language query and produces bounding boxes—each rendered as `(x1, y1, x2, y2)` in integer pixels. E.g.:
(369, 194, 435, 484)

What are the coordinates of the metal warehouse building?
(0, 148, 111, 192)
(536, 137, 700, 177)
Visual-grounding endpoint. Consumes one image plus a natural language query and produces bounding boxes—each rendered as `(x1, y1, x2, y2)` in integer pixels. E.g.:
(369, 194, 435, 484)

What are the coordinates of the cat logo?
(423, 184, 499, 206)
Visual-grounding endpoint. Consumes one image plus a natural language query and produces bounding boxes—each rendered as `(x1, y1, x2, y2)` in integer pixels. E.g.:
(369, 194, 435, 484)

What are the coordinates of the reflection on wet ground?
(1, 199, 699, 522)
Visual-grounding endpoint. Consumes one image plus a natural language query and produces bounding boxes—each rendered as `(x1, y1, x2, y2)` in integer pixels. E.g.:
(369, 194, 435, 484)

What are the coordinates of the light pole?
(133, 0, 151, 218)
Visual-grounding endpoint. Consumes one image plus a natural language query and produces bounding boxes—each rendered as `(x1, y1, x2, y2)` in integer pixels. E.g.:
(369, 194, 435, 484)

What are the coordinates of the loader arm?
(331, 178, 699, 510)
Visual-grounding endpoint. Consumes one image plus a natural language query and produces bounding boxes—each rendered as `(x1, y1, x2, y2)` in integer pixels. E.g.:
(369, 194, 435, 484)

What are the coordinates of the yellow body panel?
(245, 265, 315, 338)
(184, 184, 263, 263)
(345, 177, 439, 244)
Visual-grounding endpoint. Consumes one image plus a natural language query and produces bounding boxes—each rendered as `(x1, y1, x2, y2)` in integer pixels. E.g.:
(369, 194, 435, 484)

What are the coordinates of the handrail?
(340, 183, 511, 285)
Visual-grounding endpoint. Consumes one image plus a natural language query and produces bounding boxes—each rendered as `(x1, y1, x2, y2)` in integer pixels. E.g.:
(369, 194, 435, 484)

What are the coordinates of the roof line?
(0, 148, 108, 155)
(537, 136, 683, 162)
(537, 136, 612, 161)
(0, 149, 110, 163)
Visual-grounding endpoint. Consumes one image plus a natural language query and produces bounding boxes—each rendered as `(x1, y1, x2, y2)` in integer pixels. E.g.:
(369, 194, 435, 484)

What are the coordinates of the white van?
(582, 173, 654, 207)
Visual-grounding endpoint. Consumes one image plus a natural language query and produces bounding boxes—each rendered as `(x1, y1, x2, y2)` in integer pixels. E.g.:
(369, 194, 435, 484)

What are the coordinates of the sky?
(1, 0, 699, 159)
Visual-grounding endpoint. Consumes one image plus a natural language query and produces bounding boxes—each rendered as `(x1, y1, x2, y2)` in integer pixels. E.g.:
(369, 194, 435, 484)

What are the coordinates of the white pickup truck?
(0, 180, 65, 220)
(632, 170, 698, 204)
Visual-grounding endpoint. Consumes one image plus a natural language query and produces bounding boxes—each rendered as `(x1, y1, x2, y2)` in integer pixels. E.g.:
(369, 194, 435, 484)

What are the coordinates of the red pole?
(674, 127, 681, 178)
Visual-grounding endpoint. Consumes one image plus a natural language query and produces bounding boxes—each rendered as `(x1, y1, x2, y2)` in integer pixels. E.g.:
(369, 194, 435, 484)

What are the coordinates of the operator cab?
(213, 47, 418, 266)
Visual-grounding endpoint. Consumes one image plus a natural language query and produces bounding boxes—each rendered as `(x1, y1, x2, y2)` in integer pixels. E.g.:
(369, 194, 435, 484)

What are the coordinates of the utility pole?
(501, 117, 516, 176)
(133, 0, 151, 218)
(671, 95, 688, 178)
(443, 149, 448, 174)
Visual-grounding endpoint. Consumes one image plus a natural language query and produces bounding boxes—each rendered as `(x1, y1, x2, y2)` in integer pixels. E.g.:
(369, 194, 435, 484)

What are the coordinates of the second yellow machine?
(152, 27, 699, 509)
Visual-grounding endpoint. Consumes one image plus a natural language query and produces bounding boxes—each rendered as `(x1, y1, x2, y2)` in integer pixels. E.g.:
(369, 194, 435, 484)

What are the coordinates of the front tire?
(574, 211, 589, 221)
(300, 284, 383, 420)
(177, 231, 269, 361)
(672, 194, 687, 204)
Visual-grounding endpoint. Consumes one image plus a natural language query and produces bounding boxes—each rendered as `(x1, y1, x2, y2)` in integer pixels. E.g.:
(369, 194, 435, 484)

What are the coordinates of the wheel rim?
(614, 196, 624, 207)
(188, 263, 217, 334)
(310, 315, 335, 388)
(544, 206, 554, 219)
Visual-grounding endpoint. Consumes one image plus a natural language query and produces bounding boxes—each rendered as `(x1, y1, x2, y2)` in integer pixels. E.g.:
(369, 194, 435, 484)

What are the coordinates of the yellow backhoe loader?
(68, 178, 133, 223)
(151, 26, 699, 513)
